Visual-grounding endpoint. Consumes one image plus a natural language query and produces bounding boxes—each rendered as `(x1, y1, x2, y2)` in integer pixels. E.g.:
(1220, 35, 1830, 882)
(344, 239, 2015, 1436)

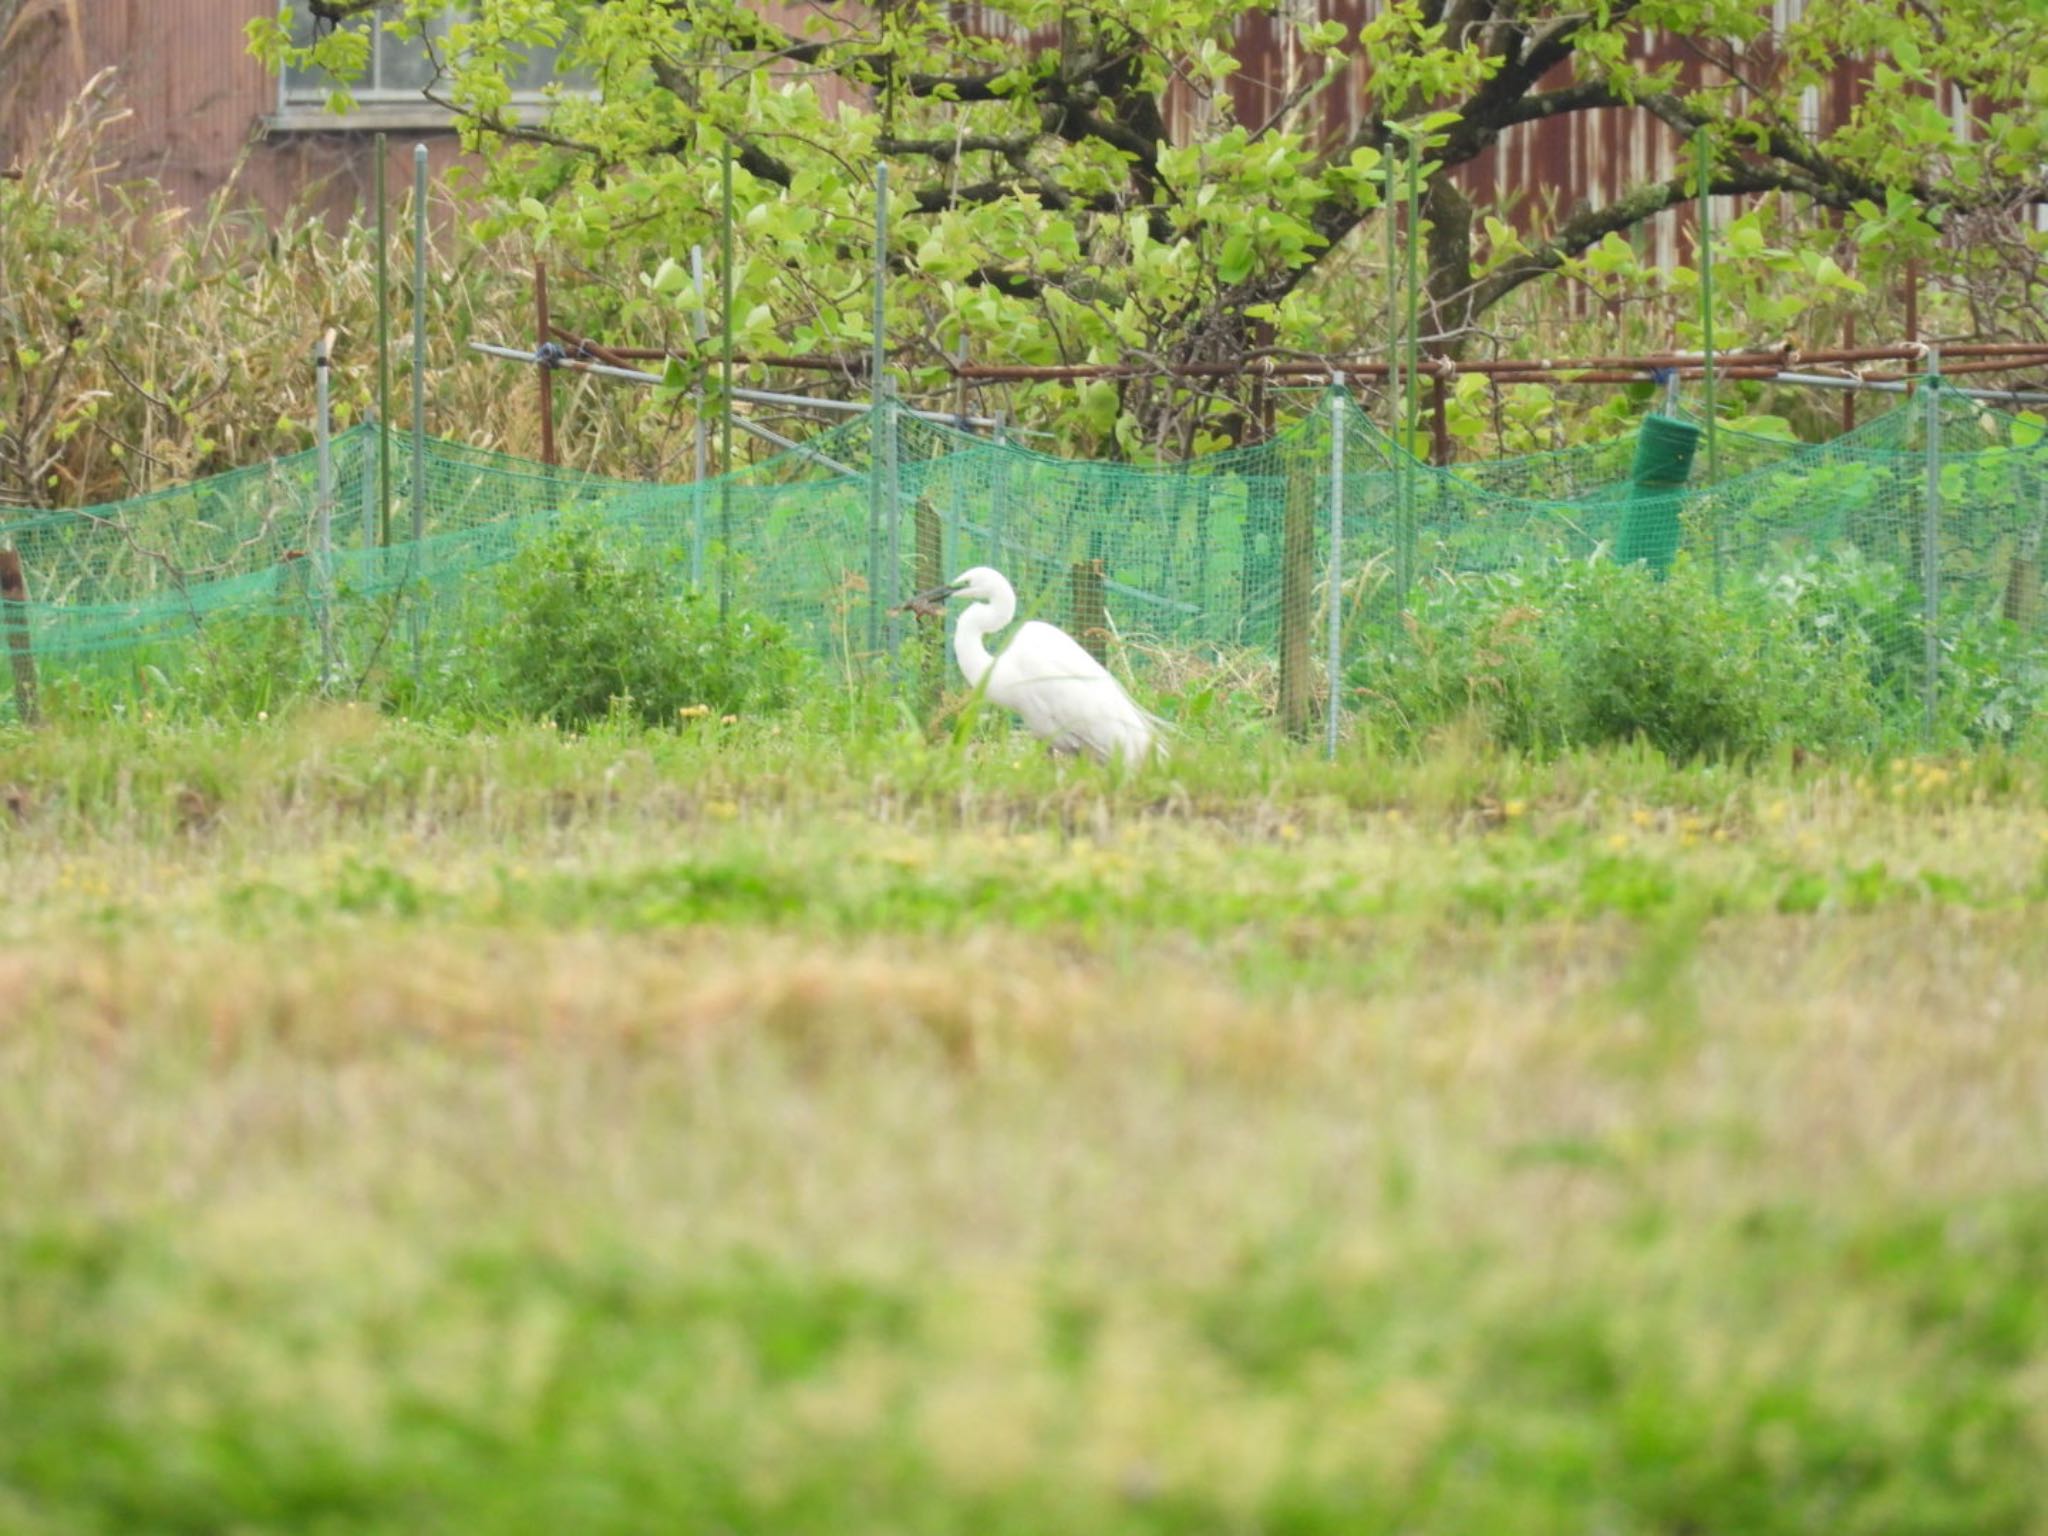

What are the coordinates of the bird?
(899, 565, 1165, 766)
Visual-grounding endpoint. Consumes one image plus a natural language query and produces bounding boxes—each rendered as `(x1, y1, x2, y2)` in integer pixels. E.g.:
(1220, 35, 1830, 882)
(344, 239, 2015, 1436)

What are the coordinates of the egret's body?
(911, 567, 1163, 766)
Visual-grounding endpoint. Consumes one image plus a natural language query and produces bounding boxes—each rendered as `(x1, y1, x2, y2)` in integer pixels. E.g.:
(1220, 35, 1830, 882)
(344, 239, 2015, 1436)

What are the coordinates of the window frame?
(266, 6, 573, 135)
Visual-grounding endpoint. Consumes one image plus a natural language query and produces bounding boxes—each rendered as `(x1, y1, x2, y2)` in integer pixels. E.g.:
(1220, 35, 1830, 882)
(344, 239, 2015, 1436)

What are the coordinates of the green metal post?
(1384, 168, 1398, 442)
(315, 329, 335, 685)
(720, 142, 735, 622)
(409, 143, 428, 675)
(867, 161, 889, 659)
(1404, 135, 1421, 474)
(1697, 129, 1721, 594)
(375, 133, 391, 550)
(987, 411, 1009, 567)
(691, 244, 708, 589)
(1923, 350, 1943, 744)
(1402, 134, 1422, 602)
(411, 144, 427, 549)
(1326, 377, 1345, 761)
(882, 379, 902, 665)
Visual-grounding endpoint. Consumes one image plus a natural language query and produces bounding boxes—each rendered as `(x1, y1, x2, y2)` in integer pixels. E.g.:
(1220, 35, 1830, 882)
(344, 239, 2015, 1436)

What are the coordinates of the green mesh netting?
(3, 382, 2044, 737)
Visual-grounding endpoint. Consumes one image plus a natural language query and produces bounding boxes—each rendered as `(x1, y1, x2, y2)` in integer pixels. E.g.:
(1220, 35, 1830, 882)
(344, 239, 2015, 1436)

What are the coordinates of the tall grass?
(0, 78, 712, 513)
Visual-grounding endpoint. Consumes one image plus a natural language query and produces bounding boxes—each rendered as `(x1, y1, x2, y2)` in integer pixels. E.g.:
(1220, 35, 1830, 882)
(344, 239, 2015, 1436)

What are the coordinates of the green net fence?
(3, 382, 2044, 742)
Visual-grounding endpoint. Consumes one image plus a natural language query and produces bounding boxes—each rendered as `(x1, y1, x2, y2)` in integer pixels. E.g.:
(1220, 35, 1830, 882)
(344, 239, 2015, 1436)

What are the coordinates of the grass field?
(4, 708, 2048, 1534)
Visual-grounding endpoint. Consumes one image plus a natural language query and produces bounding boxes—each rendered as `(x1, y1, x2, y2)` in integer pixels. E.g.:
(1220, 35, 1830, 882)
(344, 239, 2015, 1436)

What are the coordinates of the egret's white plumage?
(914, 566, 1163, 766)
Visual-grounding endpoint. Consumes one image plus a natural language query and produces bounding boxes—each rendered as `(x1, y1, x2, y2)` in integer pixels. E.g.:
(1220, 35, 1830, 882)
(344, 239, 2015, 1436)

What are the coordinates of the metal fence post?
(987, 411, 1009, 568)
(315, 328, 337, 686)
(360, 414, 377, 552)
(1697, 128, 1723, 597)
(375, 131, 392, 550)
(866, 161, 889, 661)
(690, 244, 709, 590)
(948, 332, 969, 579)
(1923, 350, 1943, 745)
(409, 143, 429, 675)
(882, 377, 903, 665)
(719, 144, 735, 623)
(1326, 375, 1346, 760)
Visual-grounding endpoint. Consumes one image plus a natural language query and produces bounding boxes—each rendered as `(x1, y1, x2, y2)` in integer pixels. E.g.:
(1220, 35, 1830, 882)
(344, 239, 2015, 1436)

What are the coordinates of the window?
(271, 6, 568, 132)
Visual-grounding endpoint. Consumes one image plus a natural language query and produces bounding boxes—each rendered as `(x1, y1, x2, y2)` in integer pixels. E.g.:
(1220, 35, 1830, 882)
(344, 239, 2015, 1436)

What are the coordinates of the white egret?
(901, 566, 1165, 766)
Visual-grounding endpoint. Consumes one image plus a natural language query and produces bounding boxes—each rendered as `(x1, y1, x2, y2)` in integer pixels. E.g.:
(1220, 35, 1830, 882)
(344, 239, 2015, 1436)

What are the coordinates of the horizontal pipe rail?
(469, 343, 1006, 428)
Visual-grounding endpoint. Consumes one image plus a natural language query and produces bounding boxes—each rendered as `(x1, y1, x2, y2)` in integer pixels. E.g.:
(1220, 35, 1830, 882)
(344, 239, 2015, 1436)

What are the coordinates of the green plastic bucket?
(1615, 414, 1703, 574)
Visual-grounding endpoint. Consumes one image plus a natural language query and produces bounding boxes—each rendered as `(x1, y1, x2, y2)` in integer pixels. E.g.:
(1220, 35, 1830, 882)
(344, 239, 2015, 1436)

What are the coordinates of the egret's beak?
(909, 581, 964, 606)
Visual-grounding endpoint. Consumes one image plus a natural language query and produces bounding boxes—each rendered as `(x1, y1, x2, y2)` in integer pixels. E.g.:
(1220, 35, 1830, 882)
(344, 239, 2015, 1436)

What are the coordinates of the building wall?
(2, 0, 468, 223)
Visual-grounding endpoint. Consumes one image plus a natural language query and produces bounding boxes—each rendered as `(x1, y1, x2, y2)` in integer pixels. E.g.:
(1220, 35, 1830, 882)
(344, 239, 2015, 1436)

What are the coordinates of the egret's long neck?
(953, 588, 1013, 689)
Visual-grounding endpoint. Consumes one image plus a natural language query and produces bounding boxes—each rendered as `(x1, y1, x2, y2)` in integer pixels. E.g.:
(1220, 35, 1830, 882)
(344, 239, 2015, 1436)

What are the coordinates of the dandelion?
(1503, 799, 1526, 819)
(257, 711, 268, 722)
(1277, 822, 1301, 843)
(679, 704, 711, 720)
(721, 714, 738, 725)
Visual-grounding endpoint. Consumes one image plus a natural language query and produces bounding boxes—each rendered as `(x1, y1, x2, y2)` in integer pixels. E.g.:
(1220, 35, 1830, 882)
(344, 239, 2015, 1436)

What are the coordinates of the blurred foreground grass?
(4, 708, 2048, 1534)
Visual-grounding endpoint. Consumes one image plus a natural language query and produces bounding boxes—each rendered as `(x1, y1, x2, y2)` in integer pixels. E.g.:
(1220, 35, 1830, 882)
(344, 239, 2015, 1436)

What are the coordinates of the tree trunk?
(1425, 180, 1478, 361)
(1278, 447, 1316, 739)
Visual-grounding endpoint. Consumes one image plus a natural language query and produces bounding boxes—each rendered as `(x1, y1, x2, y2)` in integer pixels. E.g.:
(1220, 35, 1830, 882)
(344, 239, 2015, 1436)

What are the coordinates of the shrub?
(1349, 568, 1567, 752)
(1557, 557, 1881, 762)
(1763, 549, 2048, 746)
(482, 515, 810, 728)
(1350, 553, 1886, 761)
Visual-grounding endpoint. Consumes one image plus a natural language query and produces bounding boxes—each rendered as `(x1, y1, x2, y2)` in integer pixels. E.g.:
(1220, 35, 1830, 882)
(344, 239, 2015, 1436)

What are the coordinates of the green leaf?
(651, 258, 690, 296)
(1217, 231, 1255, 284)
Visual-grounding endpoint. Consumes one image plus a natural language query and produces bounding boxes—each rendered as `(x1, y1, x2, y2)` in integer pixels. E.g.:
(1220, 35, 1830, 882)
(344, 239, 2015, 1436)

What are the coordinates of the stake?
(988, 410, 1009, 566)
(1697, 128, 1721, 595)
(535, 259, 557, 468)
(375, 132, 392, 548)
(1923, 348, 1942, 744)
(409, 143, 428, 678)
(1843, 311, 1857, 435)
(720, 141, 734, 622)
(1070, 556, 1108, 665)
(867, 160, 889, 657)
(691, 244, 708, 590)
(882, 377, 902, 664)
(1398, 131, 1422, 604)
(1384, 170, 1398, 445)
(949, 330, 968, 579)
(315, 327, 337, 686)
(361, 417, 377, 552)
(411, 143, 427, 552)
(1326, 376, 1345, 760)
(0, 548, 38, 726)
(1404, 134, 1421, 480)
(871, 161, 889, 395)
